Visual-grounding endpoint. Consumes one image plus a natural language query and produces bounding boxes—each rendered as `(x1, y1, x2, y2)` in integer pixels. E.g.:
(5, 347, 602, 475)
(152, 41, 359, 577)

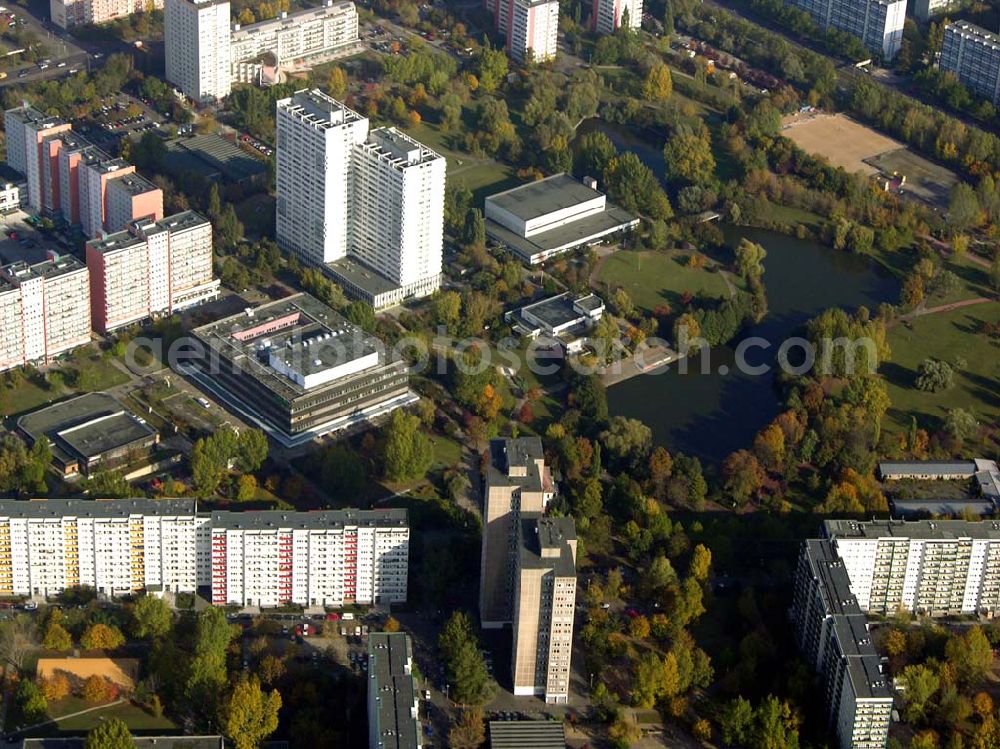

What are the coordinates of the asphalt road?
(0, 0, 148, 88)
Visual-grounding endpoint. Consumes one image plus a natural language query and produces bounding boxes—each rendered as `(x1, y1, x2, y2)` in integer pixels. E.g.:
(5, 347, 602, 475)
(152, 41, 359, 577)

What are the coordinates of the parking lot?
(0, 211, 59, 266)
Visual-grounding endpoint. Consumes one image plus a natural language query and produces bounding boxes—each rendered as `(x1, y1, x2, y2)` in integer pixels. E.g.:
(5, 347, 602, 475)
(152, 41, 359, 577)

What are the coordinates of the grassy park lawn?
(595, 249, 730, 312)
(21, 698, 176, 737)
(402, 120, 518, 201)
(757, 203, 825, 232)
(0, 350, 129, 417)
(881, 301, 1000, 434)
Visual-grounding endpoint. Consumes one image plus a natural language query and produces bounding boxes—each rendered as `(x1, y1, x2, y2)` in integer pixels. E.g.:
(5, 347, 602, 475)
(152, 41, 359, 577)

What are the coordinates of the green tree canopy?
(84, 718, 137, 749)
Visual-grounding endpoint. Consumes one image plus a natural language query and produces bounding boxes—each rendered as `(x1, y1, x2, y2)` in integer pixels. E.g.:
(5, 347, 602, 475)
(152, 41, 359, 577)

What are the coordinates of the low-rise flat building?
(488, 720, 566, 749)
(0, 256, 91, 372)
(0, 165, 26, 214)
(162, 134, 269, 187)
(367, 632, 421, 749)
(211, 509, 408, 607)
(186, 293, 416, 446)
(22, 736, 224, 749)
(17, 392, 159, 476)
(485, 173, 638, 266)
(506, 292, 604, 354)
(511, 514, 577, 703)
(231, 0, 359, 82)
(86, 210, 219, 333)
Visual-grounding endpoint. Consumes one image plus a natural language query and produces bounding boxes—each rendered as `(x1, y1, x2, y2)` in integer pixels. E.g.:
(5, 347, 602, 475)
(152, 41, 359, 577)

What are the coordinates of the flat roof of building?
(0, 498, 196, 519)
(211, 508, 407, 530)
(486, 205, 638, 264)
(487, 437, 552, 493)
(278, 89, 366, 130)
(325, 256, 400, 296)
(164, 135, 267, 184)
(18, 392, 157, 466)
(891, 498, 996, 518)
(191, 292, 392, 401)
(233, 0, 354, 36)
(22, 738, 225, 749)
(804, 539, 860, 617)
(486, 173, 602, 223)
(520, 513, 575, 577)
(947, 19, 1000, 47)
(4, 105, 67, 129)
(108, 172, 159, 196)
(878, 460, 977, 476)
(362, 127, 443, 169)
(1, 255, 86, 283)
(488, 720, 567, 749)
(825, 518, 1000, 541)
(368, 632, 420, 749)
(518, 293, 599, 331)
(802, 540, 892, 702)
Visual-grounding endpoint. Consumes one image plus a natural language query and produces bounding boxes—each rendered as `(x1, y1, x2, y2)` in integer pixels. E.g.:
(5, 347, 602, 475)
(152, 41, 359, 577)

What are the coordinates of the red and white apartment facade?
(85, 210, 220, 334)
(0, 500, 409, 607)
(210, 510, 410, 607)
(4, 105, 164, 239)
(483, 0, 559, 62)
(591, 0, 642, 35)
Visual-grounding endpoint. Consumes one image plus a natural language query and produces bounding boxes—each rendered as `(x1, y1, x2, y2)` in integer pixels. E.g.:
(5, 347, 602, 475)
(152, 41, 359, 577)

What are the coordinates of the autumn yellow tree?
(326, 67, 347, 99)
(81, 623, 125, 651)
(42, 619, 73, 652)
(40, 673, 70, 701)
(688, 544, 712, 583)
(643, 63, 673, 101)
(753, 423, 786, 472)
(221, 676, 282, 749)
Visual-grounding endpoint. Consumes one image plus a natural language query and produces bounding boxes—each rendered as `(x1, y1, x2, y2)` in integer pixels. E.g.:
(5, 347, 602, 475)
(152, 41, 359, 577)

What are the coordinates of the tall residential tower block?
(165, 0, 232, 102)
(275, 90, 445, 308)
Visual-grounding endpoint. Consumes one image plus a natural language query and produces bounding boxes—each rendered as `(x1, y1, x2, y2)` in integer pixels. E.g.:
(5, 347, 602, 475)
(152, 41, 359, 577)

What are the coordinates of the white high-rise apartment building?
(50, 0, 163, 30)
(276, 90, 368, 267)
(276, 90, 445, 308)
(351, 129, 445, 299)
(0, 499, 210, 598)
(940, 21, 1000, 106)
(825, 518, 1000, 616)
(0, 257, 91, 373)
(592, 0, 641, 35)
(0, 500, 410, 607)
(86, 210, 220, 333)
(165, 0, 232, 102)
(786, 0, 905, 59)
(210, 509, 409, 608)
